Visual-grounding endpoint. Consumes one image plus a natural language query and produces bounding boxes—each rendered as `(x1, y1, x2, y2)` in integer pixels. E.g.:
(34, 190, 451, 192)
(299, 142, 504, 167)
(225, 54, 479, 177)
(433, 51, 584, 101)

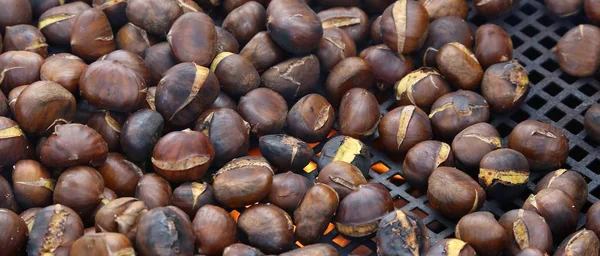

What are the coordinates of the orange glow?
(332, 234, 350, 247)
(371, 162, 389, 174)
(303, 161, 317, 173)
(230, 210, 240, 221)
(323, 223, 335, 235)
(248, 147, 261, 156)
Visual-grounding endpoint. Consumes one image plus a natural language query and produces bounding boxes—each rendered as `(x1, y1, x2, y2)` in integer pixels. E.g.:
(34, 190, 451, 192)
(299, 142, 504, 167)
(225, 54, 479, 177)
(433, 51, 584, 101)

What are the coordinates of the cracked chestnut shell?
(536, 169, 588, 211)
(0, 117, 28, 169)
(213, 156, 274, 208)
(12, 160, 55, 209)
(136, 206, 195, 256)
(144, 42, 178, 86)
(339, 88, 381, 139)
(193, 205, 238, 256)
(238, 204, 295, 254)
(121, 109, 164, 163)
(522, 188, 579, 240)
(0, 0, 31, 35)
(156, 62, 220, 127)
(499, 209, 553, 255)
(377, 209, 430, 256)
(326, 57, 374, 106)
(87, 111, 126, 152)
(172, 182, 215, 219)
(116, 23, 158, 58)
(0, 209, 27, 255)
(238, 88, 288, 136)
(259, 134, 313, 172)
(53, 166, 105, 218)
(215, 26, 239, 54)
(556, 24, 600, 77)
(38, 2, 91, 46)
(40, 124, 108, 168)
(318, 135, 371, 177)
(380, 0, 429, 54)
(428, 167, 486, 220)
(223, 243, 266, 256)
(419, 0, 468, 20)
(586, 104, 600, 142)
(27, 204, 84, 256)
(40, 53, 88, 94)
(266, 0, 323, 54)
(100, 50, 151, 86)
(475, 24, 513, 69)
(437, 42, 483, 90)
(94, 197, 148, 241)
(71, 232, 134, 256)
(293, 183, 339, 244)
(93, 0, 128, 28)
(508, 120, 569, 171)
(222, 1, 265, 45)
(97, 153, 144, 197)
(167, 12, 216, 66)
(195, 108, 250, 166)
(554, 229, 600, 256)
(318, 161, 367, 199)
(0, 91, 6, 117)
(426, 239, 477, 256)
(395, 67, 452, 112)
(318, 7, 369, 44)
(482, 60, 530, 112)
(379, 105, 433, 155)
(8, 85, 27, 115)
(0, 51, 44, 94)
(429, 90, 490, 139)
(473, 0, 519, 16)
(210, 52, 260, 98)
(452, 123, 502, 173)
(403, 140, 454, 190)
(280, 244, 339, 256)
(317, 27, 357, 72)
(135, 173, 173, 209)
(70, 8, 116, 62)
(126, 0, 182, 37)
(456, 211, 507, 256)
(240, 31, 285, 73)
(3, 25, 48, 58)
(262, 55, 320, 102)
(478, 148, 530, 201)
(361, 44, 414, 91)
(0, 175, 19, 212)
(287, 94, 335, 143)
(419, 16, 473, 67)
(546, 0, 583, 17)
(336, 183, 394, 237)
(268, 171, 312, 213)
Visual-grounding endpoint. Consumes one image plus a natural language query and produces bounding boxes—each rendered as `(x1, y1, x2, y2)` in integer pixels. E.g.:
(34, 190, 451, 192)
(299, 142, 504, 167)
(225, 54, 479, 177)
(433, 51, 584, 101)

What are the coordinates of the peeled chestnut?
(426, 239, 477, 256)
(12, 160, 55, 209)
(222, 1, 265, 45)
(546, 0, 583, 17)
(136, 206, 195, 256)
(586, 104, 600, 142)
(193, 205, 237, 255)
(478, 148, 530, 201)
(40, 124, 108, 168)
(268, 171, 312, 213)
(499, 209, 553, 255)
(238, 88, 288, 136)
(475, 24, 513, 69)
(419, 0, 468, 20)
(428, 167, 486, 220)
(70, 8, 116, 62)
(586, 0, 600, 23)
(555, 24, 600, 77)
(0, 209, 27, 255)
(40, 53, 88, 94)
(536, 169, 588, 210)
(419, 16, 473, 67)
(53, 166, 105, 218)
(379, 105, 433, 155)
(195, 108, 250, 166)
(326, 57, 374, 105)
(360, 44, 414, 91)
(335, 183, 393, 237)
(294, 183, 339, 245)
(71, 232, 134, 256)
(262, 55, 320, 102)
(0, 117, 28, 169)
(318, 161, 367, 199)
(280, 244, 339, 256)
(430, 90, 490, 139)
(287, 94, 335, 143)
(121, 109, 164, 162)
(168, 12, 216, 66)
(95, 197, 148, 241)
(266, 0, 323, 54)
(238, 204, 295, 254)
(135, 173, 173, 209)
(100, 50, 151, 85)
(508, 120, 569, 171)
(240, 31, 285, 73)
(317, 27, 357, 72)
(0, 51, 44, 94)
(28, 204, 84, 256)
(377, 209, 430, 256)
(380, 0, 429, 54)
(3, 25, 48, 58)
(116, 23, 158, 58)
(403, 140, 454, 190)
(395, 67, 452, 111)
(97, 153, 143, 197)
(173, 182, 215, 219)
(437, 42, 483, 90)
(522, 188, 579, 240)
(126, 0, 182, 37)
(455, 211, 507, 256)
(259, 134, 313, 172)
(473, 0, 519, 16)
(0, 175, 19, 213)
(318, 7, 369, 43)
(210, 52, 260, 98)
(213, 156, 274, 208)
(554, 229, 600, 256)
(338, 88, 381, 139)
(223, 243, 266, 256)
(482, 60, 530, 112)
(318, 135, 371, 177)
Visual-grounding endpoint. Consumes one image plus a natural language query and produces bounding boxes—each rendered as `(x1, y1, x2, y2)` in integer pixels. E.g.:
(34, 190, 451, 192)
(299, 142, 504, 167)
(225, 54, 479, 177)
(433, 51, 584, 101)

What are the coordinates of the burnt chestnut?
(0, 209, 27, 255)
(193, 205, 237, 255)
(380, 0, 429, 54)
(419, 0, 468, 20)
(156, 62, 220, 126)
(0, 117, 27, 169)
(478, 148, 530, 201)
(12, 160, 55, 209)
(120, 109, 164, 162)
(167, 12, 216, 66)
(371, 16, 382, 44)
(144, 42, 178, 86)
(0, 0, 32, 35)
(240, 31, 286, 73)
(482, 60, 530, 112)
(395, 68, 452, 111)
(238, 204, 295, 254)
(515, 248, 549, 256)
(522, 188, 579, 240)
(259, 134, 313, 172)
(585, 103, 600, 142)
(586, 0, 600, 23)
(268, 171, 312, 213)
(325, 57, 374, 105)
(455, 211, 507, 256)
(437, 42, 483, 90)
(377, 209, 430, 256)
(536, 169, 588, 210)
(266, 0, 323, 54)
(210, 52, 260, 98)
(294, 183, 339, 244)
(475, 24, 513, 69)
(87, 111, 126, 152)
(70, 8, 116, 62)
(419, 16, 473, 67)
(38, 2, 91, 46)
(499, 209, 553, 255)
(546, 0, 583, 17)
(556, 24, 600, 77)
(222, 2, 266, 45)
(213, 156, 274, 208)
(100, 50, 151, 85)
(238, 88, 288, 136)
(318, 161, 367, 199)
(452, 123, 502, 173)
(262, 55, 320, 102)
(430, 90, 490, 139)
(195, 108, 250, 166)
(93, 0, 128, 28)
(71, 232, 134, 256)
(136, 206, 195, 256)
(317, 27, 357, 72)
(379, 105, 433, 155)
(361, 44, 414, 91)
(40, 53, 87, 94)
(280, 244, 339, 256)
(403, 140, 454, 190)
(338, 88, 381, 139)
(215, 26, 239, 54)
(126, 0, 182, 37)
(173, 182, 215, 219)
(426, 239, 477, 256)
(3, 25, 48, 58)
(0, 51, 44, 94)
(336, 183, 393, 237)
(554, 229, 600, 256)
(318, 135, 371, 177)
(0, 175, 19, 212)
(28, 204, 84, 256)
(97, 153, 143, 197)
(211, 92, 237, 110)
(116, 23, 158, 58)
(473, 0, 519, 16)
(223, 243, 266, 256)
(95, 197, 148, 241)
(287, 94, 335, 143)
(135, 173, 173, 209)
(40, 124, 108, 168)
(428, 167, 486, 220)
(508, 120, 569, 171)
(318, 7, 369, 44)
(53, 166, 104, 218)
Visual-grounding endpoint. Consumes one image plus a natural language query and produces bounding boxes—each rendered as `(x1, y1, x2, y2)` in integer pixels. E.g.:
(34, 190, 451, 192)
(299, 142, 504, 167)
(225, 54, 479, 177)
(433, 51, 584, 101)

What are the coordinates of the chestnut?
(364, 0, 395, 13)
(428, 167, 486, 220)
(239, 31, 286, 73)
(437, 42, 483, 90)
(28, 204, 84, 256)
(238, 88, 288, 136)
(135, 206, 195, 256)
(545, 0, 583, 17)
(508, 120, 569, 171)
(259, 134, 313, 172)
(0, 175, 19, 213)
(317, 161, 367, 199)
(455, 211, 507, 256)
(140, 86, 157, 111)
(12, 160, 55, 209)
(475, 24, 513, 69)
(515, 248, 549, 256)
(266, 0, 323, 54)
(7, 85, 27, 115)
(237, 204, 295, 254)
(261, 55, 320, 102)
(419, 16, 473, 67)
(89, 187, 118, 225)
(100, 50, 151, 85)
(379, 105, 433, 155)
(120, 109, 164, 163)
(482, 60, 530, 112)
(215, 26, 239, 54)
(426, 239, 477, 256)
(71, 232, 134, 255)
(210, 52, 260, 98)
(380, 0, 429, 54)
(126, 0, 182, 37)
(267, 171, 312, 213)
(473, 0, 519, 16)
(40, 124, 108, 168)
(223, 243, 265, 256)
(0, 51, 44, 94)
(478, 148, 530, 201)
(0, 209, 27, 255)
(338, 88, 380, 139)
(318, 135, 371, 177)
(135, 173, 173, 209)
(499, 209, 553, 255)
(587, 201, 600, 237)
(318, 7, 369, 44)
(395, 68, 452, 111)
(371, 16, 382, 44)
(555, 24, 600, 77)
(195, 108, 250, 166)
(53, 166, 105, 218)
(554, 229, 600, 256)
(0, 117, 28, 169)
(144, 42, 178, 86)
(38, 2, 91, 46)
(280, 244, 339, 256)
(430, 90, 490, 139)
(403, 140, 454, 190)
(336, 183, 393, 237)
(93, 0, 128, 28)
(156, 62, 220, 126)
(167, 12, 216, 66)
(376, 209, 430, 256)
(294, 183, 339, 244)
(586, 0, 600, 24)
(361, 44, 414, 91)
(585, 103, 600, 142)
(95, 197, 148, 241)
(116, 23, 158, 58)
(522, 188, 579, 240)
(86, 111, 126, 152)
(97, 153, 143, 197)
(223, 0, 268, 13)
(213, 156, 274, 208)
(452, 123, 501, 173)
(211, 92, 237, 110)
(325, 57, 374, 105)
(317, 27, 357, 72)
(172, 182, 215, 219)
(3, 25, 48, 58)
(176, 0, 202, 12)
(536, 169, 588, 210)
(0, 0, 32, 35)
(193, 205, 238, 255)
(222, 1, 266, 45)
(419, 0, 468, 20)
(287, 93, 335, 143)
(0, 91, 7, 117)
(40, 53, 87, 94)
(70, 8, 116, 62)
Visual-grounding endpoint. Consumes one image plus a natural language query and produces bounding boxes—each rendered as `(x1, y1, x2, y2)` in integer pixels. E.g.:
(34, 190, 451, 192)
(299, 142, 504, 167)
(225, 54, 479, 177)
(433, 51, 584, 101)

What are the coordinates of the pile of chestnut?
(0, 0, 600, 255)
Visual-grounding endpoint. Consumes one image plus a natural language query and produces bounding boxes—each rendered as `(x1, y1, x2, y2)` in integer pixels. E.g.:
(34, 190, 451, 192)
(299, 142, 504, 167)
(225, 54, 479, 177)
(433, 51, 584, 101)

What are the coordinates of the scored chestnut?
(379, 105, 433, 156)
(473, 0, 519, 16)
(419, 16, 473, 67)
(0, 51, 44, 94)
(426, 239, 477, 256)
(508, 120, 569, 171)
(318, 135, 371, 177)
(535, 169, 588, 211)
(268, 172, 312, 213)
(172, 182, 215, 219)
(377, 209, 431, 256)
(12, 160, 55, 209)
(239, 31, 286, 73)
(455, 211, 507, 256)
(287, 94, 335, 143)
(499, 209, 553, 255)
(428, 167, 486, 220)
(360, 44, 414, 91)
(478, 148, 530, 201)
(27, 204, 84, 256)
(395, 67, 452, 112)
(135, 206, 195, 256)
(429, 90, 490, 139)
(335, 183, 393, 237)
(419, 0, 468, 20)
(280, 244, 339, 256)
(213, 156, 274, 209)
(40, 53, 88, 94)
(116, 23, 158, 58)
(325, 57, 374, 105)
(317, 161, 367, 199)
(210, 52, 260, 99)
(522, 188, 579, 240)
(100, 49, 151, 85)
(554, 229, 600, 256)
(95, 197, 148, 241)
(70, 8, 116, 62)
(436, 42, 483, 90)
(259, 134, 313, 172)
(338, 88, 381, 139)
(317, 27, 357, 72)
(40, 124, 108, 168)
(38, 2, 91, 46)
(195, 108, 250, 166)
(261, 55, 320, 102)
(403, 140, 454, 191)
(380, 0, 429, 54)
(3, 25, 48, 58)
(481, 60, 530, 112)
(452, 123, 502, 173)
(318, 7, 369, 43)
(0, 117, 28, 169)
(223, 243, 266, 256)
(87, 111, 127, 152)
(71, 232, 134, 256)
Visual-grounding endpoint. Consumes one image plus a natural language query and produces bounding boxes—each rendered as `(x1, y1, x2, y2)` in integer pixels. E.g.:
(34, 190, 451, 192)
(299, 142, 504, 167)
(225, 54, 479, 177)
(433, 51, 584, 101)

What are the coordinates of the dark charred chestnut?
(379, 105, 433, 155)
(259, 134, 313, 172)
(195, 108, 250, 166)
(93, 0, 128, 28)
(173, 182, 215, 219)
(223, 243, 266, 256)
(97, 153, 143, 197)
(0, 51, 44, 94)
(262, 55, 320, 102)
(116, 23, 158, 58)
(377, 209, 430, 256)
(86, 111, 126, 152)
(144, 42, 178, 86)
(266, 0, 323, 54)
(318, 7, 369, 44)
(213, 156, 274, 208)
(430, 90, 490, 139)
(239, 31, 286, 73)
(419, 0, 468, 20)
(3, 25, 48, 58)
(126, 0, 182, 37)
(0, 175, 19, 213)
(403, 140, 454, 190)
(95, 197, 148, 241)
(40, 53, 87, 94)
(371, 16, 382, 44)
(482, 60, 530, 112)
(12, 160, 54, 209)
(419, 16, 473, 67)
(70, 8, 116, 62)
(222, 1, 266, 45)
(455, 211, 507, 256)
(237, 204, 295, 254)
(475, 24, 513, 69)
(71, 232, 134, 256)
(428, 167, 486, 220)
(338, 88, 381, 139)
(100, 49, 151, 85)
(0, 117, 28, 169)
(193, 205, 238, 255)
(211, 92, 237, 110)
(0, 0, 32, 35)
(317, 161, 367, 199)
(586, 0, 600, 23)
(426, 239, 477, 256)
(135, 173, 173, 209)
(555, 24, 600, 77)
(28, 204, 84, 256)
(210, 52, 260, 98)
(317, 27, 357, 72)
(0, 209, 27, 255)
(215, 26, 239, 54)
(325, 57, 374, 105)
(238, 88, 288, 136)
(473, 0, 519, 16)
(318, 135, 371, 177)
(53, 166, 105, 218)
(40, 124, 108, 168)
(120, 109, 164, 162)
(136, 206, 195, 256)
(38, 2, 90, 46)
(554, 229, 600, 256)
(167, 12, 216, 66)
(546, 0, 583, 17)
(280, 244, 339, 256)
(287, 93, 335, 143)
(395, 68, 452, 111)
(361, 44, 414, 91)
(536, 169, 588, 210)
(380, 0, 429, 54)
(478, 148, 530, 201)
(515, 248, 549, 256)
(522, 188, 579, 240)
(499, 209, 553, 255)
(267, 171, 312, 213)
(336, 183, 393, 237)
(508, 120, 569, 171)
(437, 42, 483, 90)
(294, 183, 339, 244)
(585, 103, 600, 142)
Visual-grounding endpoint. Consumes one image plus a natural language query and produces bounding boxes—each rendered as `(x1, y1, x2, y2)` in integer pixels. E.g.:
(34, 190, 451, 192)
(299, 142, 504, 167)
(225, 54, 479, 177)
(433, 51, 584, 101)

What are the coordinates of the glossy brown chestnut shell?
(215, 26, 239, 54)
(475, 24, 514, 69)
(0, 0, 32, 35)
(71, 232, 134, 256)
(0, 117, 28, 169)
(473, 0, 520, 16)
(429, 90, 491, 139)
(135, 173, 173, 209)
(317, 27, 357, 72)
(70, 8, 116, 62)
(522, 188, 579, 240)
(0, 175, 19, 212)
(317, 161, 367, 199)
(427, 239, 477, 256)
(240, 31, 286, 73)
(294, 183, 339, 244)
(222, 1, 266, 45)
(135, 206, 195, 256)
(428, 167, 486, 220)
(586, 0, 600, 24)
(419, 16, 473, 67)
(100, 49, 151, 85)
(266, 0, 323, 54)
(38, 2, 91, 46)
(535, 169, 588, 210)
(325, 57, 374, 105)
(261, 55, 320, 102)
(481, 60, 530, 112)
(478, 148, 530, 202)
(335, 183, 394, 237)
(120, 109, 164, 163)
(287, 93, 335, 143)
(338, 88, 381, 139)
(0, 51, 44, 94)
(455, 211, 507, 256)
(144, 42, 178, 86)
(403, 140, 454, 190)
(172, 182, 215, 219)
(27, 204, 84, 256)
(53, 166, 105, 218)
(195, 108, 250, 166)
(395, 67, 452, 112)
(259, 134, 313, 172)
(280, 244, 339, 256)
(360, 44, 414, 91)
(238, 88, 288, 136)
(377, 209, 431, 256)
(379, 105, 433, 155)
(380, 0, 429, 54)
(193, 205, 238, 255)
(546, 0, 583, 17)
(213, 156, 274, 209)
(12, 160, 55, 209)
(210, 52, 260, 99)
(125, 0, 182, 37)
(498, 209, 553, 255)
(318, 7, 369, 43)
(267, 171, 312, 213)
(40, 124, 108, 168)
(419, 0, 469, 20)
(40, 53, 88, 94)
(508, 120, 569, 171)
(436, 42, 483, 90)
(554, 229, 600, 256)
(237, 204, 295, 254)
(0, 209, 28, 255)
(585, 103, 600, 142)
(586, 201, 600, 239)
(167, 12, 216, 66)
(555, 24, 600, 77)
(223, 243, 266, 256)
(116, 23, 158, 58)
(3, 25, 48, 58)
(97, 153, 144, 197)
(86, 111, 126, 152)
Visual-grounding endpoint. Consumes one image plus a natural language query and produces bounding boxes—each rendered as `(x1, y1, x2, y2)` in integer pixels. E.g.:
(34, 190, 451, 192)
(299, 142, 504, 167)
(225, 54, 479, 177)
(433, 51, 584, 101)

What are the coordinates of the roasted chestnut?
(522, 188, 579, 240)
(259, 134, 313, 172)
(12, 160, 55, 209)
(395, 67, 452, 111)
(320, 0, 360, 8)
(377, 209, 430, 256)
(214, 27, 239, 55)
(536, 169, 588, 210)
(478, 148, 530, 201)
(0, 51, 44, 94)
(482, 60, 530, 112)
(135, 206, 195, 256)
(545, 0, 583, 17)
(223, 0, 268, 13)
(318, 7, 369, 44)
(120, 109, 164, 162)
(317, 27, 357, 72)
(0, 175, 19, 213)
(0, 0, 32, 35)
(587, 201, 600, 238)
(211, 92, 237, 110)
(586, 103, 600, 142)
(318, 135, 371, 177)
(436, 42, 483, 90)
(475, 24, 513, 69)
(53, 166, 105, 218)
(267, 171, 312, 213)
(508, 120, 569, 171)
(515, 248, 549, 256)
(554, 229, 600, 256)
(193, 205, 238, 255)
(86, 111, 126, 152)
(338, 88, 381, 139)
(40, 124, 108, 168)
(223, 243, 266, 256)
(360, 44, 414, 91)
(95, 197, 148, 241)
(0, 209, 27, 255)
(419, 0, 468, 20)
(455, 211, 507, 256)
(426, 239, 477, 256)
(280, 244, 339, 256)
(261, 55, 320, 102)
(116, 23, 158, 58)
(287, 93, 335, 143)
(89, 187, 118, 226)
(555, 24, 600, 77)
(213, 156, 274, 208)
(144, 42, 178, 86)
(135, 173, 173, 209)
(222, 1, 266, 45)
(326, 57, 375, 106)
(473, 0, 519, 16)
(0, 91, 7, 117)
(100, 49, 151, 85)
(335, 183, 393, 237)
(70, 8, 116, 62)
(93, 0, 128, 28)
(419, 16, 473, 67)
(238, 88, 288, 136)
(371, 16, 382, 44)
(317, 161, 367, 199)
(0, 117, 28, 169)
(586, 0, 600, 24)
(97, 153, 143, 197)
(172, 182, 215, 219)
(428, 167, 486, 220)
(210, 52, 260, 98)
(40, 53, 88, 94)
(195, 108, 250, 166)
(266, 0, 323, 54)
(237, 204, 295, 254)
(380, 0, 429, 54)
(176, 0, 202, 12)
(379, 105, 433, 155)
(71, 232, 134, 256)
(429, 90, 490, 139)
(294, 183, 339, 244)
(167, 12, 216, 66)
(37, 2, 91, 46)
(452, 123, 501, 173)
(28, 204, 84, 256)
(499, 209, 553, 255)
(126, 0, 182, 37)
(7, 85, 27, 115)
(239, 31, 286, 73)
(403, 140, 454, 190)
(3, 25, 48, 58)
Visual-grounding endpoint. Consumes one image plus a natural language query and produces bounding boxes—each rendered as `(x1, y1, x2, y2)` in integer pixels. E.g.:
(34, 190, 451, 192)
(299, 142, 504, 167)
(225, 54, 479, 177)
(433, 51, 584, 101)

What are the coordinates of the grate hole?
(393, 197, 409, 208)
(406, 187, 426, 198)
(520, 3, 537, 15)
(537, 14, 556, 27)
(591, 186, 600, 200)
(529, 69, 544, 84)
(510, 109, 531, 123)
(570, 145, 588, 162)
(372, 162, 390, 174)
(512, 35, 524, 49)
(332, 235, 351, 247)
(410, 208, 429, 219)
(523, 47, 542, 61)
(541, 59, 559, 72)
(496, 123, 513, 138)
(565, 120, 584, 135)
(579, 83, 599, 97)
(521, 25, 540, 37)
(587, 159, 600, 175)
(504, 14, 522, 26)
(323, 223, 334, 235)
(581, 201, 593, 214)
(426, 220, 447, 234)
(545, 107, 566, 122)
(388, 175, 405, 187)
(471, 14, 488, 27)
(543, 82, 563, 96)
(584, 136, 599, 147)
(555, 26, 569, 36)
(561, 95, 583, 109)
(351, 245, 373, 255)
(540, 36, 557, 49)
(527, 95, 547, 109)
(559, 73, 579, 84)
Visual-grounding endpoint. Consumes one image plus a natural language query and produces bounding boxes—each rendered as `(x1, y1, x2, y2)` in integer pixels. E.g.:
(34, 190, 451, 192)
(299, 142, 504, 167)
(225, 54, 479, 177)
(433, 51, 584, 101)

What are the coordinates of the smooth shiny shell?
(120, 109, 164, 162)
(213, 156, 274, 208)
(287, 94, 335, 143)
(211, 52, 260, 98)
(0, 209, 27, 255)
(222, 1, 266, 45)
(508, 120, 569, 171)
(126, 0, 182, 36)
(395, 67, 452, 112)
(403, 140, 454, 190)
(317, 27, 357, 72)
(585, 103, 600, 142)
(419, 16, 473, 67)
(135, 173, 173, 209)
(325, 57, 374, 105)
(556, 24, 600, 77)
(53, 166, 105, 218)
(38, 2, 91, 46)
(317, 161, 367, 199)
(70, 8, 115, 62)
(40, 124, 108, 168)
(0, 117, 27, 170)
(40, 53, 87, 94)
(436, 42, 483, 90)
(455, 211, 508, 256)
(267, 172, 312, 213)
(193, 205, 238, 256)
(144, 42, 178, 86)
(427, 167, 486, 220)
(429, 90, 490, 139)
(335, 183, 394, 237)
(0, 0, 32, 35)
(522, 188, 579, 240)
(237, 204, 295, 254)
(318, 7, 370, 43)
(546, 0, 583, 17)
(0, 51, 44, 94)
(473, 0, 520, 16)
(240, 31, 285, 73)
(266, 0, 323, 54)
(116, 23, 158, 58)
(535, 169, 588, 210)
(238, 88, 288, 136)
(12, 160, 55, 209)
(215, 26, 240, 54)
(338, 88, 381, 139)
(360, 45, 414, 91)
(172, 182, 215, 219)
(294, 183, 339, 244)
(97, 153, 144, 197)
(258, 134, 313, 172)
(419, 0, 468, 20)
(3, 25, 48, 58)
(475, 24, 513, 69)
(168, 12, 216, 66)
(100, 50, 151, 85)
(195, 108, 250, 166)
